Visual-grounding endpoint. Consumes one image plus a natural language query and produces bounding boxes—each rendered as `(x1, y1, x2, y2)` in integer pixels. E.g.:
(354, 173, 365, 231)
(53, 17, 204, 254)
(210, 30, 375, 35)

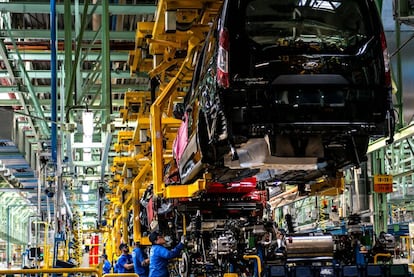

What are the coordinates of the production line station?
(1, 0, 414, 276)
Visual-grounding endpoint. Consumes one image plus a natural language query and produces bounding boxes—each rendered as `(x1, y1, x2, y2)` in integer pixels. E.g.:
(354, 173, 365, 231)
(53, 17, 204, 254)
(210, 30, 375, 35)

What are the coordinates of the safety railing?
(102, 273, 139, 277)
(0, 267, 100, 277)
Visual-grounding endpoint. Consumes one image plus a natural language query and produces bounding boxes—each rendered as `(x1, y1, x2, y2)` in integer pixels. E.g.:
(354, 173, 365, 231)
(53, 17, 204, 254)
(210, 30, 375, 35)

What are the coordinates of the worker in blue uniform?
(101, 254, 112, 274)
(117, 243, 135, 273)
(148, 231, 185, 277)
(132, 241, 149, 277)
(113, 259, 120, 273)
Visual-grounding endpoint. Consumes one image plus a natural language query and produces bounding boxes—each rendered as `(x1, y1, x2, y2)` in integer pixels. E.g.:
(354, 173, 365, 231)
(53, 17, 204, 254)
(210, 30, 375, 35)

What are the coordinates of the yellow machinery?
(400, 235, 414, 271)
(107, 1, 346, 276)
(108, 2, 268, 276)
(104, 1, 399, 276)
(108, 0, 224, 254)
(33, 221, 52, 269)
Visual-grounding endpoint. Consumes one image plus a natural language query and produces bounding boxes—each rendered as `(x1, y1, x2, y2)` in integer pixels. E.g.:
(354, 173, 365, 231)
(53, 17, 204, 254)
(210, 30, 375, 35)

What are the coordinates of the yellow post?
(243, 255, 262, 276)
(400, 235, 413, 264)
(0, 267, 101, 277)
(132, 162, 152, 243)
(374, 253, 392, 264)
(33, 221, 49, 269)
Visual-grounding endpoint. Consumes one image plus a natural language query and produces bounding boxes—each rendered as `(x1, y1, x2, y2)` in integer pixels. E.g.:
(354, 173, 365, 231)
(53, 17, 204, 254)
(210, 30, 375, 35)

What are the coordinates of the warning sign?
(373, 174, 393, 193)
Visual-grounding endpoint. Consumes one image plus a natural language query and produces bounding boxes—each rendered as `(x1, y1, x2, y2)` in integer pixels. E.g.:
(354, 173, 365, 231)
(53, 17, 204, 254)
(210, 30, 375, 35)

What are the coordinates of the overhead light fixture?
(82, 111, 94, 162)
(82, 111, 94, 137)
(81, 182, 90, 193)
(81, 194, 89, 201)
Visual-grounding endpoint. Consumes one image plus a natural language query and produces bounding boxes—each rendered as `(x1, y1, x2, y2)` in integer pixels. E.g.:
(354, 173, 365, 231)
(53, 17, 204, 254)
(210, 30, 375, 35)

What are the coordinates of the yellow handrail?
(243, 254, 262, 276)
(0, 267, 101, 276)
(102, 273, 139, 277)
(374, 253, 392, 264)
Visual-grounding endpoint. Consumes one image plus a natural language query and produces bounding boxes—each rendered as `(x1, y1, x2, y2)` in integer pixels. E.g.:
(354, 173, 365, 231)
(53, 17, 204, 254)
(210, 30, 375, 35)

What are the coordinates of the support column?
(372, 150, 388, 235)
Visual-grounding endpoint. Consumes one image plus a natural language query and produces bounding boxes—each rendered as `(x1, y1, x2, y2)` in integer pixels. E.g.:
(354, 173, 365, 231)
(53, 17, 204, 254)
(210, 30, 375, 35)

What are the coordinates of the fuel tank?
(285, 234, 334, 259)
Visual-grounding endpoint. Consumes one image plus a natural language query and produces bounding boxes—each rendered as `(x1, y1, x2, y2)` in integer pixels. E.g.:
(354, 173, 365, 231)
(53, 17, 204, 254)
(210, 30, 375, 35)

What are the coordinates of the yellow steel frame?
(132, 162, 152, 245)
(150, 35, 203, 196)
(107, 0, 223, 255)
(129, 22, 154, 75)
(310, 173, 345, 196)
(119, 91, 152, 123)
(114, 131, 134, 153)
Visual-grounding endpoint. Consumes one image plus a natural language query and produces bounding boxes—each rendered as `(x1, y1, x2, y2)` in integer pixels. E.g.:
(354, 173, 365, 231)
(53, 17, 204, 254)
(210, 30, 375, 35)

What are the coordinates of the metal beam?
(102, 0, 111, 126)
(0, 29, 135, 40)
(0, 187, 36, 192)
(0, 3, 156, 15)
(0, 84, 148, 93)
(368, 123, 414, 153)
(0, 37, 44, 140)
(2, 19, 50, 137)
(0, 99, 121, 107)
(6, 51, 129, 61)
(0, 40, 16, 85)
(0, 69, 133, 79)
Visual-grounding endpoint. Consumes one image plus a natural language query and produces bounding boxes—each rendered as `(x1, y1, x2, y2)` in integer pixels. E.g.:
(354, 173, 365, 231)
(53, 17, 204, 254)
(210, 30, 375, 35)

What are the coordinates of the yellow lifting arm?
(310, 172, 345, 196)
(132, 162, 152, 244)
(151, 35, 203, 197)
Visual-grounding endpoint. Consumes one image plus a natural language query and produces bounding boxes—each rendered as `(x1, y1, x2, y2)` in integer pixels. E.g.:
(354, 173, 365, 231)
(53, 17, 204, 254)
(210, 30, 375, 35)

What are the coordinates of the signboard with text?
(373, 174, 393, 193)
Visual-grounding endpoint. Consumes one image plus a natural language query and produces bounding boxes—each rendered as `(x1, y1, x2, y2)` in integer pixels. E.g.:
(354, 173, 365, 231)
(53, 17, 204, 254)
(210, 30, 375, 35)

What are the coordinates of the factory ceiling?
(0, 0, 156, 226)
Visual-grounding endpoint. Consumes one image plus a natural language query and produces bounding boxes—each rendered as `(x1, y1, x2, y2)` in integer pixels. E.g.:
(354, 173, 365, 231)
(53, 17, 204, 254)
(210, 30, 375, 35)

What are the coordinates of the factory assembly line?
(1, 0, 413, 277)
(106, 0, 403, 276)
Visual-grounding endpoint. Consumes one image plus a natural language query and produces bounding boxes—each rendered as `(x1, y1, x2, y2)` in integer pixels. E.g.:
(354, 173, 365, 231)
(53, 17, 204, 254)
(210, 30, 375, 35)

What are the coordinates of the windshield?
(245, 0, 372, 54)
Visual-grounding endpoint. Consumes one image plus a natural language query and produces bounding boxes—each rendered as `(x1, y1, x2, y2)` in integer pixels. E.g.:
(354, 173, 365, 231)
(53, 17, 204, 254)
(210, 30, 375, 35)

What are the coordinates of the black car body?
(172, 0, 394, 185)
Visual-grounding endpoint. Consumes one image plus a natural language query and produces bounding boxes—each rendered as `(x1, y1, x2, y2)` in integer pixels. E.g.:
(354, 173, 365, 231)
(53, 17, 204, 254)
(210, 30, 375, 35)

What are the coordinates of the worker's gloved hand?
(180, 235, 186, 244)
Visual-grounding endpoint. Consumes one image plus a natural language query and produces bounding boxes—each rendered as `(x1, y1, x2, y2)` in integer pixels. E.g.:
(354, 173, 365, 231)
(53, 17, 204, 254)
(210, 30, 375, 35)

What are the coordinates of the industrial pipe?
(51, 0, 57, 163)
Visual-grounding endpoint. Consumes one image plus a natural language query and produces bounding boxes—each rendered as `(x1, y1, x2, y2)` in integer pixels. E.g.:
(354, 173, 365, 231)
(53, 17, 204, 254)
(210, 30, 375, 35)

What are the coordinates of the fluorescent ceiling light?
(82, 111, 94, 138)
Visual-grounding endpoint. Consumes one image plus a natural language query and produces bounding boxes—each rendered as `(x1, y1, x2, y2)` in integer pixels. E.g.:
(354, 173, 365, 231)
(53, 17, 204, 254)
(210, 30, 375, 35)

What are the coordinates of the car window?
(244, 0, 371, 54)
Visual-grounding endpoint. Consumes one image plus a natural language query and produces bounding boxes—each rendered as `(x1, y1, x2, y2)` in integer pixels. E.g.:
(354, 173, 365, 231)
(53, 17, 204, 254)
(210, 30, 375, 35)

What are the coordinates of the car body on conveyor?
(171, 0, 395, 185)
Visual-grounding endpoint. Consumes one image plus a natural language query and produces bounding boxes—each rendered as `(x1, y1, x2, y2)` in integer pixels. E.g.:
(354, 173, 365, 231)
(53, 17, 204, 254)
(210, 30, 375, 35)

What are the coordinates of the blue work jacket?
(149, 243, 184, 277)
(117, 253, 134, 273)
(103, 260, 111, 274)
(132, 247, 149, 277)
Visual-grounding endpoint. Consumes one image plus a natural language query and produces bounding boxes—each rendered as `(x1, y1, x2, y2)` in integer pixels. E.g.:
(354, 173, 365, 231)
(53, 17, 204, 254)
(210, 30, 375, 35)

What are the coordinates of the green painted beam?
(0, 151, 23, 156)
(0, 23, 50, 137)
(102, 0, 111, 126)
(0, 69, 133, 79)
(0, 84, 148, 93)
(6, 50, 130, 61)
(0, 86, 20, 93)
(0, 3, 156, 15)
(0, 29, 135, 40)
(0, 38, 16, 85)
(0, 99, 125, 107)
